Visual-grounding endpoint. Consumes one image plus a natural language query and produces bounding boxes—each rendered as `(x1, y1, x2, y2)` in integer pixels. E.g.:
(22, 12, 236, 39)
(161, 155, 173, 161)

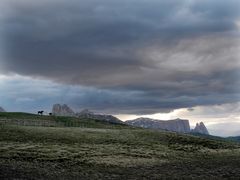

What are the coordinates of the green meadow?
(0, 112, 240, 179)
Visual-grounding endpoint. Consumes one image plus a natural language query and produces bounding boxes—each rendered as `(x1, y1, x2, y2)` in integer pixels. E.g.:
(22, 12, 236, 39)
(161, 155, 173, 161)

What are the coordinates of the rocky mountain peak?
(79, 109, 94, 115)
(126, 118, 210, 135)
(52, 104, 75, 116)
(126, 118, 191, 133)
(77, 109, 123, 124)
(192, 122, 209, 135)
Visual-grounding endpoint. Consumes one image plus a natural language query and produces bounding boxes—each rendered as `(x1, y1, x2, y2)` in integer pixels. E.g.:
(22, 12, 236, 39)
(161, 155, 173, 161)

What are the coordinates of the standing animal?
(38, 111, 44, 115)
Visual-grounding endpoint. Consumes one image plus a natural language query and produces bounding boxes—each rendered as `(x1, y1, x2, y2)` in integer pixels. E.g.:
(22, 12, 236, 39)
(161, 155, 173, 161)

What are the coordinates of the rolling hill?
(227, 136, 240, 143)
(0, 112, 240, 179)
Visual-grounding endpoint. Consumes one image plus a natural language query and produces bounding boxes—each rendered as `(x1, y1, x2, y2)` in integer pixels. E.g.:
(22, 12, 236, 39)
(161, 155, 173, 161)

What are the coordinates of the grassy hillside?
(0, 112, 240, 179)
(0, 112, 128, 129)
(227, 136, 240, 142)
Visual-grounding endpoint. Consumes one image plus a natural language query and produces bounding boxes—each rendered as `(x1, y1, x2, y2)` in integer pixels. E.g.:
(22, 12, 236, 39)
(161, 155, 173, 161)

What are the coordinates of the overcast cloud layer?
(0, 0, 240, 114)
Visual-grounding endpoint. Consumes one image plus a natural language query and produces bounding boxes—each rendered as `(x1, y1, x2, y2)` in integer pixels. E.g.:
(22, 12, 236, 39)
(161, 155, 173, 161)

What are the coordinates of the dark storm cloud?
(0, 0, 239, 114)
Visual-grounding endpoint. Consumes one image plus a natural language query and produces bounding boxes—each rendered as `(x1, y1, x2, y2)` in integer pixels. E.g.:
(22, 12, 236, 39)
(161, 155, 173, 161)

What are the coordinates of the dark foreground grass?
(0, 113, 240, 179)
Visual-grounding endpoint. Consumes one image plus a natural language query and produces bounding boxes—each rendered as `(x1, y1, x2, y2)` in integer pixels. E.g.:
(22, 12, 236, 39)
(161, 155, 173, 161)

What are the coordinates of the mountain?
(0, 107, 6, 112)
(192, 122, 209, 135)
(126, 118, 191, 133)
(51, 104, 123, 124)
(52, 104, 75, 117)
(77, 109, 123, 124)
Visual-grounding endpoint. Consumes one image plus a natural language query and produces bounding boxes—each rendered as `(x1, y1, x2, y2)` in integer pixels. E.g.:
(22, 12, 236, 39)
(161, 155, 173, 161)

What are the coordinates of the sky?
(0, 0, 239, 136)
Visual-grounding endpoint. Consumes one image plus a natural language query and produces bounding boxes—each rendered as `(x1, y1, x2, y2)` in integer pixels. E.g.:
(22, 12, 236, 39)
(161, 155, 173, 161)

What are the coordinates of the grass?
(0, 112, 240, 179)
(0, 112, 129, 129)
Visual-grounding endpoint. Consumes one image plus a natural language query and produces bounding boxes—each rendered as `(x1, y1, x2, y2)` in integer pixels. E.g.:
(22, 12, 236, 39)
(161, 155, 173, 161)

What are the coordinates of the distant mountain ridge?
(51, 104, 122, 124)
(51, 104, 209, 134)
(52, 104, 75, 117)
(76, 109, 123, 124)
(0, 107, 6, 112)
(126, 117, 209, 135)
(126, 118, 191, 133)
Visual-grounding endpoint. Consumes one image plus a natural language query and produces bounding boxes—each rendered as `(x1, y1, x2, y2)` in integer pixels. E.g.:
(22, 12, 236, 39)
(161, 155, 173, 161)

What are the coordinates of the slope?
(0, 112, 240, 179)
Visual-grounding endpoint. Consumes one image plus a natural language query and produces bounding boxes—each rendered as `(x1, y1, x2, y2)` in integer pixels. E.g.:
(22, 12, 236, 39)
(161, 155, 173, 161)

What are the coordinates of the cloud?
(0, 75, 172, 114)
(0, 0, 239, 114)
(208, 122, 240, 137)
(0, 74, 240, 136)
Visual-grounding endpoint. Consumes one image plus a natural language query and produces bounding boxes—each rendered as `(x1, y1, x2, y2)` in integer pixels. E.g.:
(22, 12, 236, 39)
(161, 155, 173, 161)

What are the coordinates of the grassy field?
(0, 112, 240, 179)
